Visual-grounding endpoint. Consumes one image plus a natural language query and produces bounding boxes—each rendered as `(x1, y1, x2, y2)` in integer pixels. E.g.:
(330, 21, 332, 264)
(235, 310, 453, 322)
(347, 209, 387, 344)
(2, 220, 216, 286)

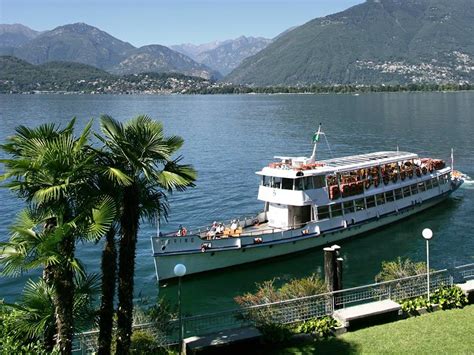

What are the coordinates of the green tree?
(0, 120, 115, 354)
(97, 115, 196, 354)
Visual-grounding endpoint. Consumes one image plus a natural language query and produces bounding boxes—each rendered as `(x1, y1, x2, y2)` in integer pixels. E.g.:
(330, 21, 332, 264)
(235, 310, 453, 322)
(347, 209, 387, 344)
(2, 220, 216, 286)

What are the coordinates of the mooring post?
(324, 247, 336, 292)
(331, 245, 341, 290)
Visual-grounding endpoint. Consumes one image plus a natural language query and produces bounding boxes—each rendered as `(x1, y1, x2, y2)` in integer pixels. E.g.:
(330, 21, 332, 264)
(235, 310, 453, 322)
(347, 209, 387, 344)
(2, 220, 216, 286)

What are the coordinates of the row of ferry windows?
(262, 175, 326, 190)
(317, 175, 449, 220)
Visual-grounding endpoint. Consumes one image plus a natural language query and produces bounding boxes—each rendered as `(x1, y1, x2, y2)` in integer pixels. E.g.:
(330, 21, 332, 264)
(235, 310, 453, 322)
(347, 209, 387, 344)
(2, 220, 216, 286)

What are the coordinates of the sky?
(0, 0, 364, 47)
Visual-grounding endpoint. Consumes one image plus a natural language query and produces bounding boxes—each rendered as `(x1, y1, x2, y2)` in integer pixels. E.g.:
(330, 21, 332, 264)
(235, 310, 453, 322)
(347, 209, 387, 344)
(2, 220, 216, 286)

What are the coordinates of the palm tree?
(97, 115, 196, 354)
(0, 119, 116, 354)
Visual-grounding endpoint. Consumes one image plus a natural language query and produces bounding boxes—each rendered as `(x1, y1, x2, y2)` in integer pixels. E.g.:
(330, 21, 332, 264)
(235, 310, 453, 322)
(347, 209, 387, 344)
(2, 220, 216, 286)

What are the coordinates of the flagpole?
(310, 123, 322, 162)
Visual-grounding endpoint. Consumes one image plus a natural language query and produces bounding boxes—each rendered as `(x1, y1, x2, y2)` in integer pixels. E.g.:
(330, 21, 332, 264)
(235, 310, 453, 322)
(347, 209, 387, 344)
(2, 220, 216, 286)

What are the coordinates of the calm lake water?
(0, 92, 473, 314)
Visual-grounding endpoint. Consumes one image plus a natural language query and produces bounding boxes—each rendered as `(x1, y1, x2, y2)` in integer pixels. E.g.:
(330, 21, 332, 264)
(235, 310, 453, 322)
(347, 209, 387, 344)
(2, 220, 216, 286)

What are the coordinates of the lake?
(0, 92, 473, 314)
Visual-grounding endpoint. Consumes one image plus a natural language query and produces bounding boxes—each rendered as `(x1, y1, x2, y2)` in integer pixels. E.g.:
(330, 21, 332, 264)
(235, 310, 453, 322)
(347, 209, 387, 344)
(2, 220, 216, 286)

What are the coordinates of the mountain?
(226, 0, 474, 85)
(172, 36, 271, 75)
(0, 24, 39, 49)
(195, 36, 272, 75)
(13, 23, 134, 68)
(0, 55, 211, 93)
(0, 55, 111, 87)
(110, 44, 221, 80)
(6, 23, 217, 80)
(170, 41, 224, 60)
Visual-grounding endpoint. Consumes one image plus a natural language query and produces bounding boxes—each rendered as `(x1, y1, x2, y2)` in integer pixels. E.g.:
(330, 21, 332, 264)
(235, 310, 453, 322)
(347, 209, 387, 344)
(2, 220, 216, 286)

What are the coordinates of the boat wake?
(460, 174, 474, 189)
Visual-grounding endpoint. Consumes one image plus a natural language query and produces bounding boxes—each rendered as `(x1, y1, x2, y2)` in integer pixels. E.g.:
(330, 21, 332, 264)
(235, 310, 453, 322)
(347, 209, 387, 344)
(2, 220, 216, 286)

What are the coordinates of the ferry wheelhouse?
(152, 128, 463, 281)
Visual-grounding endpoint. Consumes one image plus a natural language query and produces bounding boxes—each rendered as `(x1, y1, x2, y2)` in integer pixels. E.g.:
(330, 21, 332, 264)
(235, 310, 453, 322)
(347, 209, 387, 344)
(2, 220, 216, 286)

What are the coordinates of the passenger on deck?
(176, 224, 187, 236)
(230, 219, 239, 231)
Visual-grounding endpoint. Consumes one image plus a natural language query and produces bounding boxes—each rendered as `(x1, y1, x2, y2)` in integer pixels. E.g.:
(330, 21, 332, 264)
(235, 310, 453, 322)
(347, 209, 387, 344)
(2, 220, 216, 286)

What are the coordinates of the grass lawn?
(276, 304, 474, 354)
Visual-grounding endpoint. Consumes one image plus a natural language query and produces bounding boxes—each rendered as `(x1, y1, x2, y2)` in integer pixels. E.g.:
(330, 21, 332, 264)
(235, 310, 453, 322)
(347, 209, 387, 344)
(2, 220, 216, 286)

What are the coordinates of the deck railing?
(73, 263, 474, 354)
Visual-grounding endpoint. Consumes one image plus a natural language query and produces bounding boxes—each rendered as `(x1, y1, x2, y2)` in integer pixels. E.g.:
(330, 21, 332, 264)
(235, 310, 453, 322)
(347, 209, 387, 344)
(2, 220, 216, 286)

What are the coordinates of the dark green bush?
(431, 286, 468, 310)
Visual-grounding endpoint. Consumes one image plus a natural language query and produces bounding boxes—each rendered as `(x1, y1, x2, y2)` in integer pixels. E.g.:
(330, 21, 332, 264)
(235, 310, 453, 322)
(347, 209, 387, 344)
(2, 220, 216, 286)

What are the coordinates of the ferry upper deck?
(258, 151, 419, 178)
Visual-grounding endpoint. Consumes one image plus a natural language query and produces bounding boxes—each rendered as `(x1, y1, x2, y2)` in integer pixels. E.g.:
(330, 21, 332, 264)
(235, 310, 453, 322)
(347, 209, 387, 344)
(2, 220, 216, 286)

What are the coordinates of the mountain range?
(2, 0, 474, 86)
(0, 23, 272, 80)
(226, 0, 474, 85)
(0, 23, 223, 80)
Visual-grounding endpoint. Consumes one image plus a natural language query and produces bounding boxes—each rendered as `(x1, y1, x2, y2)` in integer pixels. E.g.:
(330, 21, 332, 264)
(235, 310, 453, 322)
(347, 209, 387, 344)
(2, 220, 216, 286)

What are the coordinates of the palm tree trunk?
(116, 186, 139, 354)
(52, 235, 75, 355)
(98, 227, 117, 355)
(42, 265, 57, 352)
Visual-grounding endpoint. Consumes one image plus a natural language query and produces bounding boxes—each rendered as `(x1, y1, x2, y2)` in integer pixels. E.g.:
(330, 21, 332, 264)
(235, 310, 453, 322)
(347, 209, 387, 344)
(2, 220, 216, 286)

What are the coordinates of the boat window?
(441, 174, 449, 184)
(313, 175, 326, 189)
(282, 178, 293, 190)
(432, 177, 439, 187)
(394, 188, 403, 200)
(317, 206, 330, 220)
(410, 184, 418, 194)
(366, 195, 376, 208)
(418, 182, 426, 192)
(303, 177, 314, 190)
(272, 177, 282, 189)
(330, 203, 343, 217)
(426, 179, 433, 189)
(343, 201, 355, 214)
(376, 193, 385, 205)
(355, 198, 365, 211)
(385, 190, 395, 202)
(403, 186, 411, 197)
(294, 178, 305, 190)
(262, 176, 271, 187)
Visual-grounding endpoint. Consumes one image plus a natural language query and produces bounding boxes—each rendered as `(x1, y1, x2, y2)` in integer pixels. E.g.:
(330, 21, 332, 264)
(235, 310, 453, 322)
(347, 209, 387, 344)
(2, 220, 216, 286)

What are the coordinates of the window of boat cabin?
(376, 193, 385, 205)
(312, 175, 326, 189)
(403, 186, 411, 197)
(317, 205, 330, 220)
(282, 178, 293, 190)
(426, 179, 433, 189)
(330, 203, 343, 217)
(343, 201, 355, 214)
(394, 188, 403, 200)
(385, 190, 395, 202)
(418, 181, 426, 192)
(262, 176, 270, 187)
(355, 198, 365, 211)
(294, 178, 305, 190)
(432, 177, 439, 187)
(366, 195, 376, 208)
(271, 177, 282, 189)
(410, 184, 418, 194)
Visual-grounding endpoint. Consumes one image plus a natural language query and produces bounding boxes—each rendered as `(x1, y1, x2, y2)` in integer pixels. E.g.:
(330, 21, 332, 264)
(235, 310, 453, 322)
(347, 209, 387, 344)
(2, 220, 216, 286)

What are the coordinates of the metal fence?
(73, 263, 474, 354)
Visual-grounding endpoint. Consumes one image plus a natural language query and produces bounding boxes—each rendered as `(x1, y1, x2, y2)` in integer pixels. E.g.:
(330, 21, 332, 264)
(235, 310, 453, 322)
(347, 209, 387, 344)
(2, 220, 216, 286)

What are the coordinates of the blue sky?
(1, 0, 364, 46)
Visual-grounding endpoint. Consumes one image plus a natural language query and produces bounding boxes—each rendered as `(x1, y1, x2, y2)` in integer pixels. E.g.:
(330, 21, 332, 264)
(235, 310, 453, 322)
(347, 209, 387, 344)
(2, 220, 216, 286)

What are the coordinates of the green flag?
(312, 132, 320, 143)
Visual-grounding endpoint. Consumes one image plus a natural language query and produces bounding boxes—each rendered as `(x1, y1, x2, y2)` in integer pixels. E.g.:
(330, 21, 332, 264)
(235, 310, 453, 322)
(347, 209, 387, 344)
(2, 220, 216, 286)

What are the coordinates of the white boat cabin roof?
(257, 151, 419, 178)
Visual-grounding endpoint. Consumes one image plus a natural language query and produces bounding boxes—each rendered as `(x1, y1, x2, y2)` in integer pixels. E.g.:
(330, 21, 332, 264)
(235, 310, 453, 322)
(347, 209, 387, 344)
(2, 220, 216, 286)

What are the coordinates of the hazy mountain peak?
(0, 23, 40, 48)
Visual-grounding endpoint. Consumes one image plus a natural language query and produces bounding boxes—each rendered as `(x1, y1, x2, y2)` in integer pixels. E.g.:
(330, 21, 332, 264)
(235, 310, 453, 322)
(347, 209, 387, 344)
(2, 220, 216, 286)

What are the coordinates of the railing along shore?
(73, 262, 474, 353)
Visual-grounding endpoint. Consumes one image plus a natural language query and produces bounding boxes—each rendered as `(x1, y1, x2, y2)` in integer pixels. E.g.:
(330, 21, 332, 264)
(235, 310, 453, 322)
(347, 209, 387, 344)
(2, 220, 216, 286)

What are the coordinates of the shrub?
(375, 257, 428, 282)
(235, 274, 327, 307)
(401, 296, 433, 314)
(295, 316, 339, 338)
(431, 286, 468, 310)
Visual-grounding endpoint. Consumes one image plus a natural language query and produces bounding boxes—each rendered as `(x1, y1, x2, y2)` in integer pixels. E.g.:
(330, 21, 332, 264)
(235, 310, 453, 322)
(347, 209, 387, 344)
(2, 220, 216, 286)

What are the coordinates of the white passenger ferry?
(152, 127, 464, 281)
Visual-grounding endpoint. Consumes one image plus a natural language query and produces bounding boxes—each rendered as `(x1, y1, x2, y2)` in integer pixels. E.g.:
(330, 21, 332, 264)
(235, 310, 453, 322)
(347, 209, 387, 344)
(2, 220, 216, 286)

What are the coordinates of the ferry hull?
(153, 189, 455, 281)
